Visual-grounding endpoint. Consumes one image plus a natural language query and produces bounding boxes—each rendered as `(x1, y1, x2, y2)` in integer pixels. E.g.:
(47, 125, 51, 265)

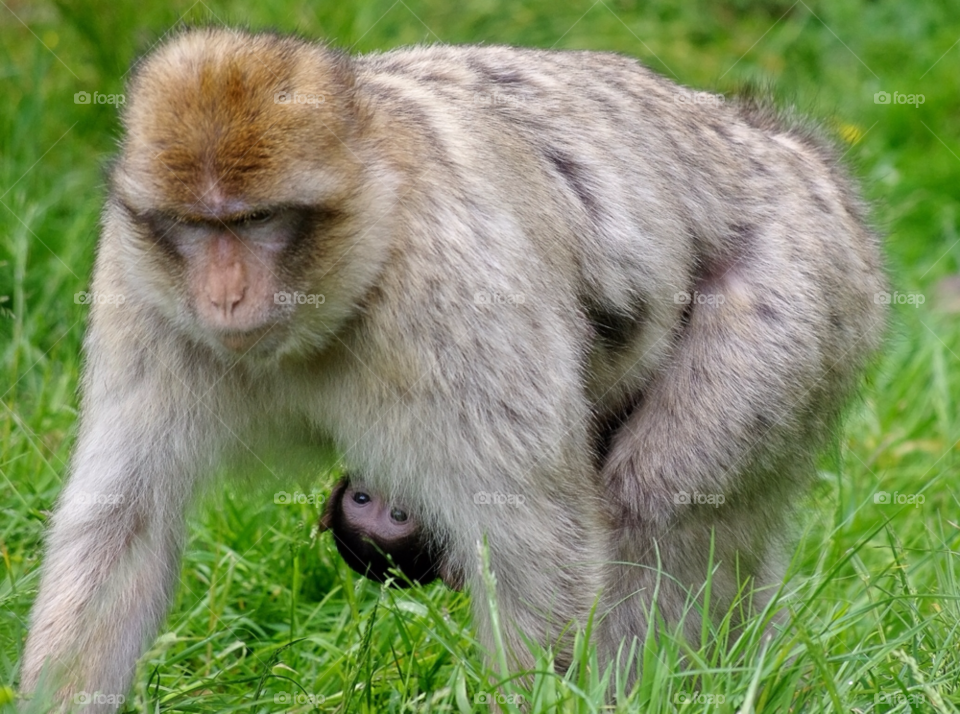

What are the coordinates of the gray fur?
(20, 28, 885, 711)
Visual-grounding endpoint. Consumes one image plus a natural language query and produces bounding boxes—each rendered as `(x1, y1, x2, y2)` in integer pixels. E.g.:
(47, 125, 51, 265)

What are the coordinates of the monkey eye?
(352, 492, 371, 504)
(390, 508, 408, 523)
(241, 209, 274, 224)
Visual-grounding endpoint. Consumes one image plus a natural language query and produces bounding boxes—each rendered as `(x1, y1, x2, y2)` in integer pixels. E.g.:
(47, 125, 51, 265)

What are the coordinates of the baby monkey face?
(320, 477, 462, 589)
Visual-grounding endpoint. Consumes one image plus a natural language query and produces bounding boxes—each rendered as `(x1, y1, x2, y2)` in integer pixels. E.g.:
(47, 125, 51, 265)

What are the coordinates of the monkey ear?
(319, 476, 350, 532)
(439, 560, 464, 591)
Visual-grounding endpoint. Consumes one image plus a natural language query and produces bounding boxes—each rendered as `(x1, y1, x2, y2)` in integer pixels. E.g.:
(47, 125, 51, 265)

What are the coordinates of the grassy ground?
(2, 0, 960, 711)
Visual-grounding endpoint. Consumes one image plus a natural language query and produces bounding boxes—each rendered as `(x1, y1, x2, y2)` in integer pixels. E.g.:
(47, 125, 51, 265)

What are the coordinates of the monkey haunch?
(21, 27, 885, 711)
(319, 476, 462, 589)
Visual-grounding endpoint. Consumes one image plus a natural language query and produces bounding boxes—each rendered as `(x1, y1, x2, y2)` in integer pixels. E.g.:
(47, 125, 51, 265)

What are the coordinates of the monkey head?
(320, 477, 462, 589)
(111, 30, 383, 362)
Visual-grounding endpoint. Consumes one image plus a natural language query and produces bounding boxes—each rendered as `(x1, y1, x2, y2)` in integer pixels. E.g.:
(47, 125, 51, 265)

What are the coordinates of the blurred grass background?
(2, 0, 960, 711)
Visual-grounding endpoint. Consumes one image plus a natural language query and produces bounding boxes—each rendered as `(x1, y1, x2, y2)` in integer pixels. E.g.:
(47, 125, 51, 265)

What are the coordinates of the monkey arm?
(20, 302, 223, 711)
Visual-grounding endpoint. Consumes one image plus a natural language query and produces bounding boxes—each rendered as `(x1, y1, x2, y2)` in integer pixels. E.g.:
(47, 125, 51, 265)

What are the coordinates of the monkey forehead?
(116, 28, 359, 214)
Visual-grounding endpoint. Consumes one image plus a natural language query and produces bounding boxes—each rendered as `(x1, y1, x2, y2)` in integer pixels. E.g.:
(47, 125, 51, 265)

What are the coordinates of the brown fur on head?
(118, 28, 360, 212)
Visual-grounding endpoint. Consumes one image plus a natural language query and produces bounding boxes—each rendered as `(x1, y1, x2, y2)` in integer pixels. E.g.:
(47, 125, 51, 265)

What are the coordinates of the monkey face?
(110, 32, 371, 360)
(340, 484, 420, 543)
(126, 208, 321, 355)
(320, 479, 442, 588)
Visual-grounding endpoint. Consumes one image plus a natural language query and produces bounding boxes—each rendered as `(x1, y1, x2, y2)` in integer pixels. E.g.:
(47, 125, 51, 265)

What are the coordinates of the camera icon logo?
(874, 91, 891, 104)
(874, 491, 891, 504)
(274, 491, 292, 505)
(74, 91, 91, 104)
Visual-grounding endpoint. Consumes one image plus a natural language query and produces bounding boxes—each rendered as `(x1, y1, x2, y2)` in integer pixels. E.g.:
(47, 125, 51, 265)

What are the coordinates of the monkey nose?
(207, 284, 247, 317)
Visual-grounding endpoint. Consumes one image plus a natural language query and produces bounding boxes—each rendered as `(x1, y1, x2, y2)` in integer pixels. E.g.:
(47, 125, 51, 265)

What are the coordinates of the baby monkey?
(320, 477, 463, 589)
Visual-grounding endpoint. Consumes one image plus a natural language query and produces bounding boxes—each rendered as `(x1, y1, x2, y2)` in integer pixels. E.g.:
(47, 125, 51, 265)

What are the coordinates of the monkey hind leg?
(600, 511, 790, 685)
(602, 214, 882, 527)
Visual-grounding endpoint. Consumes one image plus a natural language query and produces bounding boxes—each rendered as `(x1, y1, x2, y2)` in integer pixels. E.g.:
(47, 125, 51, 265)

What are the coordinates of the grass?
(2, 0, 960, 711)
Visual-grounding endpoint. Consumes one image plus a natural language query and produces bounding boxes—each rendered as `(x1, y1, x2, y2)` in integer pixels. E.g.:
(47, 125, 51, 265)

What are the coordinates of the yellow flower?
(838, 122, 864, 144)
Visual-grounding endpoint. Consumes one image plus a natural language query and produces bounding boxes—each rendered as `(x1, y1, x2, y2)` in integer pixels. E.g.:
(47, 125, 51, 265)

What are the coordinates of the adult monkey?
(20, 28, 885, 711)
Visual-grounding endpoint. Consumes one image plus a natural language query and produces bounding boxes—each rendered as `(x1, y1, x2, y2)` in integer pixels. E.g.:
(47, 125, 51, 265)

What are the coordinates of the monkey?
(319, 476, 463, 589)
(19, 28, 885, 712)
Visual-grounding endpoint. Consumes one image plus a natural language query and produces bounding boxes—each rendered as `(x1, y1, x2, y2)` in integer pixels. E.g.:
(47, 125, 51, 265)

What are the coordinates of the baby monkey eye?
(390, 508, 408, 523)
(241, 209, 274, 224)
(352, 492, 371, 504)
